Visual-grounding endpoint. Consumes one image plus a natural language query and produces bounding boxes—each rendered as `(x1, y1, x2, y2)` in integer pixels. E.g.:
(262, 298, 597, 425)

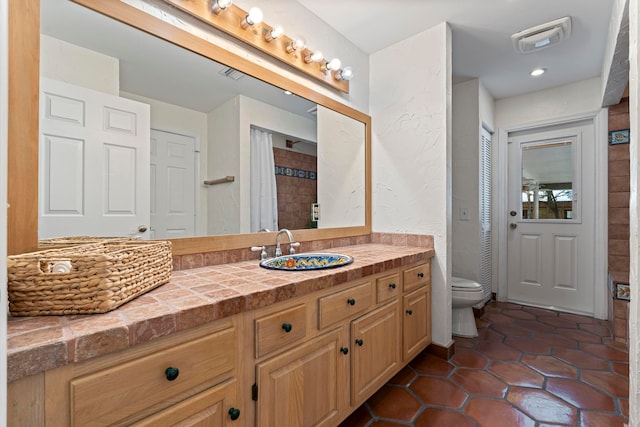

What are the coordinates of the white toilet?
(452, 276, 485, 337)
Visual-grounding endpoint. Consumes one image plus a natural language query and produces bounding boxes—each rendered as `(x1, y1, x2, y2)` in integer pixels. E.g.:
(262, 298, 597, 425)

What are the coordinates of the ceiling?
(296, 0, 616, 99)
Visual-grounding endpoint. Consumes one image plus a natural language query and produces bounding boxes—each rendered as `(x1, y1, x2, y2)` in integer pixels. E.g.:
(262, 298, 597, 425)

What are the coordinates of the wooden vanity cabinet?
(9, 317, 243, 427)
(249, 260, 432, 426)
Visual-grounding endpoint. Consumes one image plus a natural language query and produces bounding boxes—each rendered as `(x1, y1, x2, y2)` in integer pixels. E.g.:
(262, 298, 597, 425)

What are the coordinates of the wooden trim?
(9, 0, 371, 256)
(426, 341, 455, 360)
(7, 0, 39, 255)
(163, 0, 350, 93)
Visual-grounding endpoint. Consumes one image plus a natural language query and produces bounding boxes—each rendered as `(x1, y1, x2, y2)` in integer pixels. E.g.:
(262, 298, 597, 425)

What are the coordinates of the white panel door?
(39, 78, 150, 239)
(150, 129, 196, 239)
(507, 123, 595, 315)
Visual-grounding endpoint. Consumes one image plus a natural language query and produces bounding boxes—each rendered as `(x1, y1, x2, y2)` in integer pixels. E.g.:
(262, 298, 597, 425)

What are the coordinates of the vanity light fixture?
(264, 25, 284, 42)
(240, 7, 263, 29)
(210, 0, 232, 14)
(334, 66, 353, 81)
(530, 67, 546, 77)
(321, 58, 341, 73)
(304, 50, 324, 64)
(286, 37, 306, 53)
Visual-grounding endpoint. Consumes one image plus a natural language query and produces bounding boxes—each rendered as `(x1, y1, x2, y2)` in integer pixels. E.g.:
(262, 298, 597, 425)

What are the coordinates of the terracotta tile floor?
(339, 301, 629, 427)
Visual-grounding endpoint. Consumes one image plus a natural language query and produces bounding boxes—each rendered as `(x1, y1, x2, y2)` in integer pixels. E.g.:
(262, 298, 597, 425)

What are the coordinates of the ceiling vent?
(511, 17, 572, 54)
(218, 66, 245, 80)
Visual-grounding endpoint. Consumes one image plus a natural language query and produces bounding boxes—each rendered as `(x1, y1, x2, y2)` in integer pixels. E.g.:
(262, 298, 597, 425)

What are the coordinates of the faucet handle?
(289, 242, 301, 255)
(250, 246, 268, 260)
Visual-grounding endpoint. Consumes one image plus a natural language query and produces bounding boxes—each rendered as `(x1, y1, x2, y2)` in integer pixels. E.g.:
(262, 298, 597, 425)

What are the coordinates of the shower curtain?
(250, 127, 278, 232)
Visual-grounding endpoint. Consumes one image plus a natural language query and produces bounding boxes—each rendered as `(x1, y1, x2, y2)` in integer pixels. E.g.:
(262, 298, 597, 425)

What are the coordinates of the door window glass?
(521, 139, 575, 221)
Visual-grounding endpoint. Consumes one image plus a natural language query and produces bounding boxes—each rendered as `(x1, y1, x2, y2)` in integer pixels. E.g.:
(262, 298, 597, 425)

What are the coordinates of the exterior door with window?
(507, 124, 595, 314)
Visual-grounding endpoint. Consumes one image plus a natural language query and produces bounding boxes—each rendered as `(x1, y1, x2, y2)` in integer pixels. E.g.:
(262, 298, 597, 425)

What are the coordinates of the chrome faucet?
(275, 229, 298, 257)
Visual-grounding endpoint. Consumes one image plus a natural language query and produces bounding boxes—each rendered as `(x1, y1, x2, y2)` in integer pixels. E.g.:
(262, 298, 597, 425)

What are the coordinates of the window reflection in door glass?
(521, 140, 573, 220)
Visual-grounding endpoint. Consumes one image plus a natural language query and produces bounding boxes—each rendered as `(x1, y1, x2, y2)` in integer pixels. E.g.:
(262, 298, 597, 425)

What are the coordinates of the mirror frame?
(8, 0, 371, 256)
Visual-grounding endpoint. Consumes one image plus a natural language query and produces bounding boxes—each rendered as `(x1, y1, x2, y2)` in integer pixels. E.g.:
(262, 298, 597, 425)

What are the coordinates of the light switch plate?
(459, 207, 469, 221)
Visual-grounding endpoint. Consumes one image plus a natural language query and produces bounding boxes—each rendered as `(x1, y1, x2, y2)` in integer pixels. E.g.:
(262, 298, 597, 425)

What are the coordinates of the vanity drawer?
(71, 327, 236, 426)
(318, 281, 372, 329)
(403, 262, 431, 292)
(376, 272, 400, 303)
(255, 304, 307, 358)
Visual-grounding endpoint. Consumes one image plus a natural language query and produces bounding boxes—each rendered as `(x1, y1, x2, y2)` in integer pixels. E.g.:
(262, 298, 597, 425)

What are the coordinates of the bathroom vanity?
(7, 243, 433, 426)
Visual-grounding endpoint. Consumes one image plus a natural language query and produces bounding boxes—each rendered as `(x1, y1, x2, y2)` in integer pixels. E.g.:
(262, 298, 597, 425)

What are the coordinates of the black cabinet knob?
(165, 367, 179, 381)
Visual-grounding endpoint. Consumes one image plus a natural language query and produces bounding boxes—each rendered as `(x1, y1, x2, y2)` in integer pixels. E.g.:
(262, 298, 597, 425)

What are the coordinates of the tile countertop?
(7, 243, 434, 383)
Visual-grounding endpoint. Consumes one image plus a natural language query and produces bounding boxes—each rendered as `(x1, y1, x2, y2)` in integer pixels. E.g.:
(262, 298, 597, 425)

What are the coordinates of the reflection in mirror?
(521, 139, 574, 220)
(39, 0, 365, 241)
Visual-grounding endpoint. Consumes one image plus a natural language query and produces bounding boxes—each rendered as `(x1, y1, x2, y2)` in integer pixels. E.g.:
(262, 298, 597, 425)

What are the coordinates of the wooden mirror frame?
(8, 0, 371, 256)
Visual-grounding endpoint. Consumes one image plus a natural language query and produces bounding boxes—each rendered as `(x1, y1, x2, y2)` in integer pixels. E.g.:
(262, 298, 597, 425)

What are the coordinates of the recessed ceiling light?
(283, 90, 292, 95)
(530, 68, 546, 77)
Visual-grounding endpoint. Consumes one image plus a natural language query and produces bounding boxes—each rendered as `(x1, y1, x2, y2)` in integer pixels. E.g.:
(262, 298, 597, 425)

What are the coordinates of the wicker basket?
(38, 236, 141, 249)
(7, 240, 172, 316)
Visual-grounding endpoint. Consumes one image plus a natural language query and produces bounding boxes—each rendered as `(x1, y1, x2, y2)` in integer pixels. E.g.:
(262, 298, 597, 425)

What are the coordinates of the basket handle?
(39, 259, 73, 274)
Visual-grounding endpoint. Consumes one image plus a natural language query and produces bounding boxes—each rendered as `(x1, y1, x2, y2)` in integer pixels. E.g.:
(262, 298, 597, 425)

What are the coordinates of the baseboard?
(426, 341, 455, 360)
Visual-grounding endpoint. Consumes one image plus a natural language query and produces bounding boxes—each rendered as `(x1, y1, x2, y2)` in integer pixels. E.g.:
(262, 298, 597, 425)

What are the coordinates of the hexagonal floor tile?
(366, 385, 422, 422)
(581, 343, 628, 361)
(475, 341, 522, 361)
(502, 309, 537, 320)
(410, 353, 455, 376)
(414, 408, 476, 427)
(514, 319, 556, 334)
(552, 347, 609, 370)
(411, 376, 468, 408)
(504, 336, 551, 354)
(556, 328, 604, 344)
(531, 332, 578, 348)
(489, 361, 544, 388)
(451, 368, 508, 398)
(507, 387, 578, 425)
(465, 397, 535, 427)
(580, 411, 628, 427)
(546, 377, 615, 411)
(490, 322, 531, 337)
(388, 366, 417, 386)
(522, 354, 577, 379)
(450, 347, 490, 369)
(580, 370, 629, 398)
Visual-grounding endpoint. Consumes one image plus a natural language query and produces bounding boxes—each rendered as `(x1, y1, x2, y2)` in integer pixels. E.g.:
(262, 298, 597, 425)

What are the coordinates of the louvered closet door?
(479, 127, 492, 301)
(39, 78, 150, 239)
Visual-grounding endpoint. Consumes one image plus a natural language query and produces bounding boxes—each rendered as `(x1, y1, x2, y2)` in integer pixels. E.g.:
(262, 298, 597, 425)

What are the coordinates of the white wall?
(317, 105, 366, 229)
(40, 34, 119, 95)
(494, 77, 603, 127)
(452, 79, 495, 283)
(207, 97, 241, 235)
(121, 91, 209, 235)
(452, 80, 481, 281)
(628, 0, 639, 422)
(0, 0, 8, 421)
(370, 23, 453, 348)
(125, 0, 369, 114)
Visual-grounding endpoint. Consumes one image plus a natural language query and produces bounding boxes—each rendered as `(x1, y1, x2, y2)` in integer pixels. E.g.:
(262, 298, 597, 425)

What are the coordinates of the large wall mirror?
(8, 0, 371, 255)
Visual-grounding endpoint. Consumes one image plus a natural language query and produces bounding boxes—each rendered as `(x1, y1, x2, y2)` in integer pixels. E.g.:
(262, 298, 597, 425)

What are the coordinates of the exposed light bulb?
(211, 0, 232, 14)
(265, 25, 284, 42)
(321, 58, 341, 72)
(286, 37, 306, 53)
(241, 7, 263, 29)
(304, 50, 324, 64)
(530, 67, 546, 77)
(334, 66, 353, 81)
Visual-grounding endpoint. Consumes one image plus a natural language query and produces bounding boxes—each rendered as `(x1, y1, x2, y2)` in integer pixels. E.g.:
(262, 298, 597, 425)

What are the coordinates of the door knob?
(138, 225, 148, 232)
(510, 223, 517, 229)
(510, 210, 517, 217)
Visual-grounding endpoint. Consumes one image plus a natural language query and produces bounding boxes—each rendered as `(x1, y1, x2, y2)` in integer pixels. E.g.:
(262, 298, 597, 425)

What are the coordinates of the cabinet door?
(132, 379, 239, 427)
(256, 328, 348, 427)
(350, 301, 401, 406)
(403, 285, 432, 362)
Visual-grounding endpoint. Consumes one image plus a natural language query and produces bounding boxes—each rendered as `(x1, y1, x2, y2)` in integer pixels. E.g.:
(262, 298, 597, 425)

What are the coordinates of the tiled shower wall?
(273, 147, 317, 231)
(608, 96, 630, 344)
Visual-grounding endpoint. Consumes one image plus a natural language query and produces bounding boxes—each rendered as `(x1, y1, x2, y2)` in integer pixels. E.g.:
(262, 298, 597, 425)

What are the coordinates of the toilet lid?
(452, 277, 483, 290)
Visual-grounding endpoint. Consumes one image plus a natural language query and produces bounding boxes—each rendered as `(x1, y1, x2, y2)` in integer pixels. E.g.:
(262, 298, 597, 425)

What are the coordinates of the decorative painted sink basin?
(260, 253, 354, 271)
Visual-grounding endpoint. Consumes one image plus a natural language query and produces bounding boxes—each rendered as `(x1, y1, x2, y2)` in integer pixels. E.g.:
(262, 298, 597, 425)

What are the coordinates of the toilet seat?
(452, 277, 483, 290)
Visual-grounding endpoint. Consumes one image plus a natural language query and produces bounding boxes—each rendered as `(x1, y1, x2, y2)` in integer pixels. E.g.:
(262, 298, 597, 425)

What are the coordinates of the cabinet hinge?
(252, 383, 258, 401)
